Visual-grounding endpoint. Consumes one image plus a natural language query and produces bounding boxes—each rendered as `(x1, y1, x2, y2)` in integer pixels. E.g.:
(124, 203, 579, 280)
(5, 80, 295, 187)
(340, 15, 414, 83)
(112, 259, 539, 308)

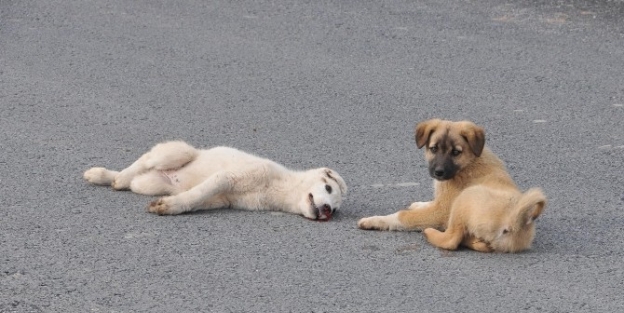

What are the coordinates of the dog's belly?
(160, 170, 182, 186)
(159, 169, 207, 192)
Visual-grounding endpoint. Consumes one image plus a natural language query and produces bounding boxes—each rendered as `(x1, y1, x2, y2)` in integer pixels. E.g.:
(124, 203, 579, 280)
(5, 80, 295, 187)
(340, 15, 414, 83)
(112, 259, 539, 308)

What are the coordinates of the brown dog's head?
(415, 119, 485, 181)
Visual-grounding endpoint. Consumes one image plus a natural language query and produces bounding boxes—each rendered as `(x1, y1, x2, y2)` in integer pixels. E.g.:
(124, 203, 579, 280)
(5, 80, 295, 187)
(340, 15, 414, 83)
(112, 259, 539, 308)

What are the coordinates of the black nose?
(434, 169, 445, 177)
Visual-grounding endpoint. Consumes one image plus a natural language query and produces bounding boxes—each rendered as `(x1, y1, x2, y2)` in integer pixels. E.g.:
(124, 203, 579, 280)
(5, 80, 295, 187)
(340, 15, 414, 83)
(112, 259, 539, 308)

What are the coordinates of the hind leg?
(111, 153, 152, 190)
(85, 152, 173, 191)
(113, 141, 199, 190)
(129, 171, 177, 196)
(423, 227, 464, 250)
(423, 212, 465, 250)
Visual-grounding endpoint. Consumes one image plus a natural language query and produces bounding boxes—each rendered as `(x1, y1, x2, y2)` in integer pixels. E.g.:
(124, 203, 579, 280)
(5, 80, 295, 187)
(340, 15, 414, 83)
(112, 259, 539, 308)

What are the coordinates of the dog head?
(298, 168, 347, 221)
(415, 119, 485, 181)
(488, 188, 547, 253)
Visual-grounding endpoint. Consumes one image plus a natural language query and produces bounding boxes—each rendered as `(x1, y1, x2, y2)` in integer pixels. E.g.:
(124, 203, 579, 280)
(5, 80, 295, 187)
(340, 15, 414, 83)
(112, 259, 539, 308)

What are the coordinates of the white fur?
(83, 141, 347, 220)
(357, 212, 403, 231)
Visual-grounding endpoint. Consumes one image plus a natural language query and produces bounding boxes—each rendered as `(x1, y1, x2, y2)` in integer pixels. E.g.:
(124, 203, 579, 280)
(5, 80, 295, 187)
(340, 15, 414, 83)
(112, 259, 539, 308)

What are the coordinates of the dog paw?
(83, 167, 108, 184)
(423, 228, 459, 251)
(147, 198, 172, 215)
(357, 216, 390, 230)
(147, 197, 185, 215)
(423, 228, 439, 239)
(470, 241, 494, 253)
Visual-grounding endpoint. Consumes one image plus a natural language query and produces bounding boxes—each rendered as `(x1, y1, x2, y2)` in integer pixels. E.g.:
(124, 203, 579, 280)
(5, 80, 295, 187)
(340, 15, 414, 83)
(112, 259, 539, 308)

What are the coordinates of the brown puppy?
(358, 119, 546, 253)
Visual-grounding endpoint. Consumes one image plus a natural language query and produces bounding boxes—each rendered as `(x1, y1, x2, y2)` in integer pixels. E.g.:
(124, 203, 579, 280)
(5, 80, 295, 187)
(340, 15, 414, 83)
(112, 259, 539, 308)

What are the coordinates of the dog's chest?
(226, 191, 267, 211)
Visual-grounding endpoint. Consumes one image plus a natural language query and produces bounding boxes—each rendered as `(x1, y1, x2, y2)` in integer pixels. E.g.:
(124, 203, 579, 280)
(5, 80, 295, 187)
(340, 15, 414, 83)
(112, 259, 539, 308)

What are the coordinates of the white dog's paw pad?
(147, 198, 171, 215)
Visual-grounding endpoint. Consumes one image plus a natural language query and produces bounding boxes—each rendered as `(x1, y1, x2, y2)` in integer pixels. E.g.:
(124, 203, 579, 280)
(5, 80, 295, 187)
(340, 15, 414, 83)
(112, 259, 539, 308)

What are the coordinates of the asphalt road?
(1, 0, 624, 312)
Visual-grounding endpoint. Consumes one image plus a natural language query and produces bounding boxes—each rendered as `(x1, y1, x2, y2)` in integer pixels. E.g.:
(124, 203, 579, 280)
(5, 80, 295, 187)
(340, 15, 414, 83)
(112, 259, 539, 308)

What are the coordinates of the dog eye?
(451, 149, 462, 156)
(430, 146, 438, 153)
(502, 229, 509, 235)
(325, 184, 332, 193)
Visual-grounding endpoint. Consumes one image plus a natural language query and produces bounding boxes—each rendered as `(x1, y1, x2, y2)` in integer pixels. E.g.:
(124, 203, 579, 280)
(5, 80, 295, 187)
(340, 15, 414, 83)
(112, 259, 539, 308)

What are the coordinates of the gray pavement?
(1, 0, 624, 312)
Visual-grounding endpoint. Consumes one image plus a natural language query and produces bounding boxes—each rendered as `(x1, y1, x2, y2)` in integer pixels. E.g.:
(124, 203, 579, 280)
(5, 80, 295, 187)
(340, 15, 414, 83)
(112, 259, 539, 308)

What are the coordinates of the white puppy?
(83, 141, 347, 220)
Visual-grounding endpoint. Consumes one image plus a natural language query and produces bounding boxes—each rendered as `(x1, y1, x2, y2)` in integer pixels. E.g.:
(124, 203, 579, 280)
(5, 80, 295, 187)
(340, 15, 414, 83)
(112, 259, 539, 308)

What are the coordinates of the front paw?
(147, 197, 182, 215)
(423, 228, 439, 240)
(357, 216, 390, 230)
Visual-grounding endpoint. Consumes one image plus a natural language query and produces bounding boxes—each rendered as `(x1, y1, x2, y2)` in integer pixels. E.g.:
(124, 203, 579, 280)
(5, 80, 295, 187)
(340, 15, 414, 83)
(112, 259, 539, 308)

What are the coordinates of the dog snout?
(316, 204, 332, 220)
(430, 161, 458, 181)
(433, 169, 445, 178)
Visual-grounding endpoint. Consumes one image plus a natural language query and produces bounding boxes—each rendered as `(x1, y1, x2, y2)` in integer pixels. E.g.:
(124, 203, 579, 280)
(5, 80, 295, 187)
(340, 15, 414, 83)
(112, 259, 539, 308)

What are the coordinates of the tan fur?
(358, 119, 546, 253)
(84, 141, 347, 220)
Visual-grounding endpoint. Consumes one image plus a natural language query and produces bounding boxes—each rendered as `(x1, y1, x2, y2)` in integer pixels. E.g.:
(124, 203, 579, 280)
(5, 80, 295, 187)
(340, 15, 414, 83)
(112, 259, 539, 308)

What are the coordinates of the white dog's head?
(298, 168, 347, 221)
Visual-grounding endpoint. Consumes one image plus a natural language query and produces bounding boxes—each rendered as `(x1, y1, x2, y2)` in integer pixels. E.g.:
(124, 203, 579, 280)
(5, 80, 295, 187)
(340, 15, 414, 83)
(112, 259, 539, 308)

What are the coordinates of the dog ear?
(459, 122, 485, 157)
(324, 168, 348, 195)
(415, 119, 442, 149)
(514, 188, 546, 227)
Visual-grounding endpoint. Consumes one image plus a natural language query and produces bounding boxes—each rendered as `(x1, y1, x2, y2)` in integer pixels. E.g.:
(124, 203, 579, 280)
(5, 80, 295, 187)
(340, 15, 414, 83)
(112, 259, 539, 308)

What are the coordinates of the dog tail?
(513, 188, 547, 228)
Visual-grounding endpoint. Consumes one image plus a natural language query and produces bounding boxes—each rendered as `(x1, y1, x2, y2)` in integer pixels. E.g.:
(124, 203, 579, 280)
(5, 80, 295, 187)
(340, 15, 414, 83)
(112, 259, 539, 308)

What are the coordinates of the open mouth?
(308, 193, 333, 221)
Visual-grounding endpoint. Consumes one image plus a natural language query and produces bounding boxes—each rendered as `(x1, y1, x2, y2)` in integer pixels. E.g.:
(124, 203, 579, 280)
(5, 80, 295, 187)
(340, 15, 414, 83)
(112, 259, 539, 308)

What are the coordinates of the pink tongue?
(316, 216, 330, 222)
(317, 210, 332, 221)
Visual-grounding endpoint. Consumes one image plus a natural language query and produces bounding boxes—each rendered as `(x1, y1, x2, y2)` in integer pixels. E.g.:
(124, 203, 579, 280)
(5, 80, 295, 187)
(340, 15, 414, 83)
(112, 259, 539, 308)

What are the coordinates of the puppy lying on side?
(84, 141, 347, 221)
(358, 119, 546, 253)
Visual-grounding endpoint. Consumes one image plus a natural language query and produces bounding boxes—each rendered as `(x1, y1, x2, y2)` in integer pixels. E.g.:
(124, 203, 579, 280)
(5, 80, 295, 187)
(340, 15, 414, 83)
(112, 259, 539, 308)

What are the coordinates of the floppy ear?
(459, 122, 485, 157)
(415, 119, 442, 149)
(515, 188, 547, 227)
(324, 168, 348, 195)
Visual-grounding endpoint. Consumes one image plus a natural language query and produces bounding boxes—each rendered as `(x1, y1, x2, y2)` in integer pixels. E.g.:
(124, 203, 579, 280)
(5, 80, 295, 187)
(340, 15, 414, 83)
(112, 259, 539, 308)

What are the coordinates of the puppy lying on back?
(358, 119, 546, 253)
